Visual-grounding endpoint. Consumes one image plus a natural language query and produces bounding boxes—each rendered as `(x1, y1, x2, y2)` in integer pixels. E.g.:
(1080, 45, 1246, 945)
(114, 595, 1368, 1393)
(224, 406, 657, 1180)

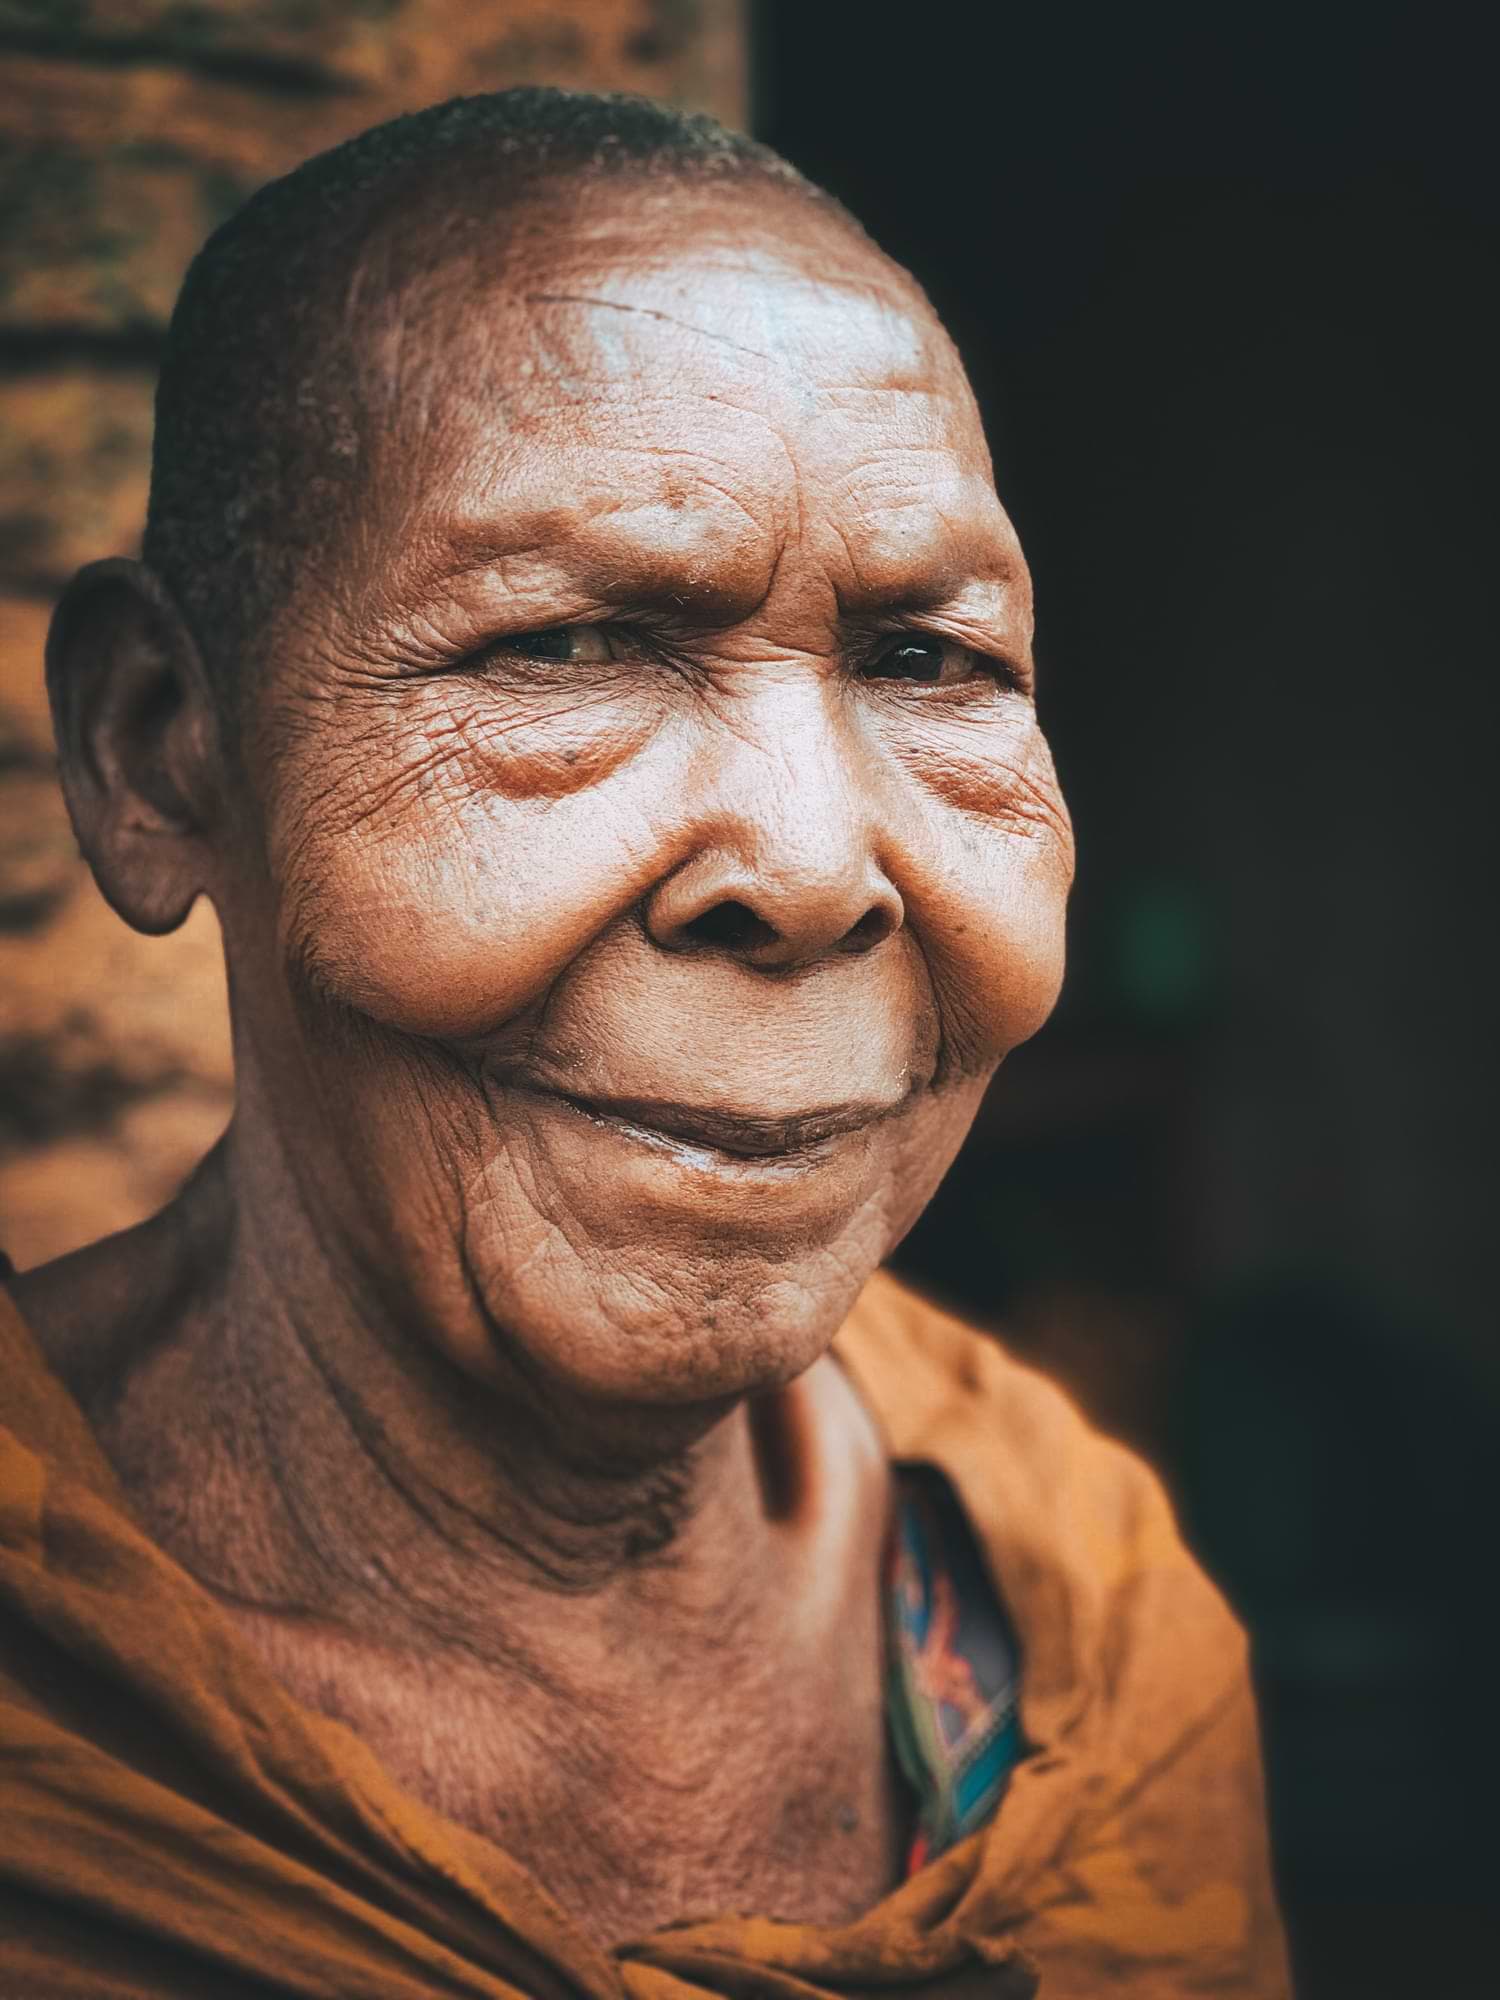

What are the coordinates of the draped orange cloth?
(0, 1273, 1290, 1998)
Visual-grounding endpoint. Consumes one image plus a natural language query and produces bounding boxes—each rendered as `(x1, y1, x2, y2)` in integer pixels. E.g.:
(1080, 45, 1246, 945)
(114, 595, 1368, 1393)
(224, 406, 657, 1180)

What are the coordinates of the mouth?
(516, 1086, 906, 1163)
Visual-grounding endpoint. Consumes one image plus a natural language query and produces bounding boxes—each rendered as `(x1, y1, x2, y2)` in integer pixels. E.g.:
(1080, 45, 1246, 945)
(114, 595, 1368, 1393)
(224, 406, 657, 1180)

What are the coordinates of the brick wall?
(0, 0, 746, 1267)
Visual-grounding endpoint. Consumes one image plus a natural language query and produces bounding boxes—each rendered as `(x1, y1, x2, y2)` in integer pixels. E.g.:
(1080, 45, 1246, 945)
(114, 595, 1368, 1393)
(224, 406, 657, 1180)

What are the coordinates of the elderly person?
(0, 90, 1288, 1999)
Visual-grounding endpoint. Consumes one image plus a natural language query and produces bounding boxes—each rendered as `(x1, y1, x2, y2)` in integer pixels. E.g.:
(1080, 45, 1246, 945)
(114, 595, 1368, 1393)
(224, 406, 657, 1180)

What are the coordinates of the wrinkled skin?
(225, 184, 1072, 1414)
(24, 178, 1073, 1943)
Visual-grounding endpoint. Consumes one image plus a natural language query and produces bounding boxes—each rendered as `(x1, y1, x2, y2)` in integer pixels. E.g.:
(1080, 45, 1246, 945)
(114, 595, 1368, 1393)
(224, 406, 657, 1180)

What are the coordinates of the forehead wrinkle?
(351, 181, 955, 441)
(523, 291, 778, 365)
(528, 226, 927, 326)
(365, 239, 958, 495)
(394, 430, 1011, 632)
(387, 391, 797, 607)
(507, 244, 943, 409)
(455, 442, 782, 560)
(345, 236, 996, 634)
(808, 447, 1021, 606)
(805, 383, 983, 456)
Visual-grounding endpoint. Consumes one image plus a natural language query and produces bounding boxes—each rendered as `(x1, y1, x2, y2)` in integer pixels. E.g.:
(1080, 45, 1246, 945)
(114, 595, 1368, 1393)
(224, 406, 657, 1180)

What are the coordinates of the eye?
(491, 624, 615, 665)
(859, 636, 990, 686)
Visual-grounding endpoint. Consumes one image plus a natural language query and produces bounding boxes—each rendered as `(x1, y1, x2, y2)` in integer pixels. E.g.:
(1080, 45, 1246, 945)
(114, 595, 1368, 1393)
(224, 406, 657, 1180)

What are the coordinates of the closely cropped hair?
(143, 88, 849, 724)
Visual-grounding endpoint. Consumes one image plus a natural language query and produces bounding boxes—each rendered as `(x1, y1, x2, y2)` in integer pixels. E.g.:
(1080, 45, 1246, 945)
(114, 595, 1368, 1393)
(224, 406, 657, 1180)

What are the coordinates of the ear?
(45, 558, 224, 936)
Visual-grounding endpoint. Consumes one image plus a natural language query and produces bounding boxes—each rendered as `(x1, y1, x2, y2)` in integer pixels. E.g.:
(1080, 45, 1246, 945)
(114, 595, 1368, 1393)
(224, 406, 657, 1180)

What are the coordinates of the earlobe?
(45, 558, 223, 937)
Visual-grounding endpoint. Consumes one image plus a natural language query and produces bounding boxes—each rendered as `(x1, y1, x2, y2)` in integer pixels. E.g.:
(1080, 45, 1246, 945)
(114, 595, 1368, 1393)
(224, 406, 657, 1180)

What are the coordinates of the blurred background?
(0, 3, 1494, 1994)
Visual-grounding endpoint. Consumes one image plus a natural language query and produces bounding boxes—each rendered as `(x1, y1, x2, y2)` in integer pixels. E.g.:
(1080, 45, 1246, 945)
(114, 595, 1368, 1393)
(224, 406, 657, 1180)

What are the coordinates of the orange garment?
(0, 1272, 1290, 1998)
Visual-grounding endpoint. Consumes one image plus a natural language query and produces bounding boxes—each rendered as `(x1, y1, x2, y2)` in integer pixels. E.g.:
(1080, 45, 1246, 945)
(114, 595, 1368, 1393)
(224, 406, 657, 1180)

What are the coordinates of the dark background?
(754, 4, 1497, 1995)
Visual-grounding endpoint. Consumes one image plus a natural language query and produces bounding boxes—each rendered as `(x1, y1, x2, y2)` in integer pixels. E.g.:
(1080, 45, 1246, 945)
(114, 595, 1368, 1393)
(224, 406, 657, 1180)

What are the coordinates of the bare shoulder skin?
(16, 176, 1073, 1946)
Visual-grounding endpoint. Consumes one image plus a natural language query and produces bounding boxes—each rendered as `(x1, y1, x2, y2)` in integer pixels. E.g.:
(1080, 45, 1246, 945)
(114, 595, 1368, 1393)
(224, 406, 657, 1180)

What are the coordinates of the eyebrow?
(832, 555, 1025, 620)
(410, 520, 775, 625)
(403, 495, 1028, 634)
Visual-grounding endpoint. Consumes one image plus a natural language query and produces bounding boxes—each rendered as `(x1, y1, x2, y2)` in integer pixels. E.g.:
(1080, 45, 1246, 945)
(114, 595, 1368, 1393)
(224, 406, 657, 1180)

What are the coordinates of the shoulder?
(3, 1148, 227, 1412)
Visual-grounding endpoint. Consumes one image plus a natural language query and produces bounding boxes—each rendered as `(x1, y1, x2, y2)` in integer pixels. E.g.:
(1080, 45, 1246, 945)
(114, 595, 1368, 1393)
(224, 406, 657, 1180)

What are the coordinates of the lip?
(517, 1085, 905, 1161)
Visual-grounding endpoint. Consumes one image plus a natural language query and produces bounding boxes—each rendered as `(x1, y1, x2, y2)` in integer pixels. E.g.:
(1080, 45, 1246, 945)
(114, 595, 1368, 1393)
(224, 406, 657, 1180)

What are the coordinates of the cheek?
(891, 714, 1074, 1070)
(939, 842, 1070, 1079)
(259, 686, 677, 1035)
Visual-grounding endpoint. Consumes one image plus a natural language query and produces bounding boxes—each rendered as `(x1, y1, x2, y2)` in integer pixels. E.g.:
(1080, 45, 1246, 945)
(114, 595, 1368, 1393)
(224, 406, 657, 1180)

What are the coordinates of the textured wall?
(0, 0, 746, 1268)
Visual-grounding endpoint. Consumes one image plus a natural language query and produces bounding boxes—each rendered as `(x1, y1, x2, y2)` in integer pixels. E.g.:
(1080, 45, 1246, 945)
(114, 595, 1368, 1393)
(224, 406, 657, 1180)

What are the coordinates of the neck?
(17, 1111, 907, 1943)
(33, 1121, 868, 1671)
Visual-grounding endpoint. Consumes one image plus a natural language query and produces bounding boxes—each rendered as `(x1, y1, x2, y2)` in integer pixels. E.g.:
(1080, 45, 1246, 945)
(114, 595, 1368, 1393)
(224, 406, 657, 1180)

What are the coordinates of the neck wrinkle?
(122, 1112, 795, 1660)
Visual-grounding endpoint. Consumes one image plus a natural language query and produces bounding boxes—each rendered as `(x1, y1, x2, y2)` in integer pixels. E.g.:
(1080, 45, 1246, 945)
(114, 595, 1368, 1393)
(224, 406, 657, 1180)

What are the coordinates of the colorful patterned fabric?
(885, 1460, 1023, 1872)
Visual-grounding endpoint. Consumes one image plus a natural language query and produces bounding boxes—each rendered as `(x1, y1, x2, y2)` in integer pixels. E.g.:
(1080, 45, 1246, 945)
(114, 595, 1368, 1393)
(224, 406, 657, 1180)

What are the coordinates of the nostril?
(683, 899, 780, 954)
(841, 905, 898, 954)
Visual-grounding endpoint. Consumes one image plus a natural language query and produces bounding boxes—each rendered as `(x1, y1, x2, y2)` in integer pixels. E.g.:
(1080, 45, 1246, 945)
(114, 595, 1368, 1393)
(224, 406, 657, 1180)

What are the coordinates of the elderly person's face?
(207, 180, 1073, 1407)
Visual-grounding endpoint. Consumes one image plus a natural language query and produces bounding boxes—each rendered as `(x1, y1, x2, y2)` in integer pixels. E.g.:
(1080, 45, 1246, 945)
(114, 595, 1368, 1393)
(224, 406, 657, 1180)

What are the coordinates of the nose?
(644, 691, 905, 972)
(648, 856, 902, 970)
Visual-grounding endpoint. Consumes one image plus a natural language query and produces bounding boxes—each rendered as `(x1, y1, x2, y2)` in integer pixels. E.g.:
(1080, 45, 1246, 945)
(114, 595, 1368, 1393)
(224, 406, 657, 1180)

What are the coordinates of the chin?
(425, 1074, 983, 1408)
(457, 1184, 894, 1409)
